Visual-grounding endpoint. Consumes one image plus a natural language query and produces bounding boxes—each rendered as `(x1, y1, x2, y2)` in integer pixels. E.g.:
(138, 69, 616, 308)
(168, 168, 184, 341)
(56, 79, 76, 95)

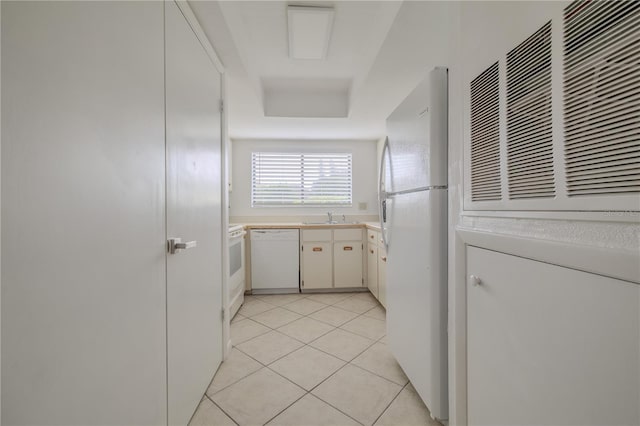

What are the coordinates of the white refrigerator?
(379, 67, 448, 421)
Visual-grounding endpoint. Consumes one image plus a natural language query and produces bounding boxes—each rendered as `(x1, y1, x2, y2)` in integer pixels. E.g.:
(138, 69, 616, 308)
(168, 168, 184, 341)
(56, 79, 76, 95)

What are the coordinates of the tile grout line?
(217, 292, 390, 425)
(204, 394, 240, 426)
(261, 392, 309, 426)
(221, 324, 358, 425)
(287, 359, 367, 426)
(370, 381, 410, 426)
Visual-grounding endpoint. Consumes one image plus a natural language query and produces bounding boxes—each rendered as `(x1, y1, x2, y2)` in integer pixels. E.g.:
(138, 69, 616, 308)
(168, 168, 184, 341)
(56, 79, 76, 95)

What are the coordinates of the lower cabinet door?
(367, 244, 379, 296)
(467, 246, 639, 426)
(377, 247, 387, 307)
(302, 242, 332, 289)
(334, 241, 363, 288)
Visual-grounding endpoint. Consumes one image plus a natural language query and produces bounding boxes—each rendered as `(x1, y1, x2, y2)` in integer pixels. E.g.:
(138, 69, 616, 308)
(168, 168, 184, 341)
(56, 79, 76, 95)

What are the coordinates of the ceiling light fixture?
(287, 5, 335, 60)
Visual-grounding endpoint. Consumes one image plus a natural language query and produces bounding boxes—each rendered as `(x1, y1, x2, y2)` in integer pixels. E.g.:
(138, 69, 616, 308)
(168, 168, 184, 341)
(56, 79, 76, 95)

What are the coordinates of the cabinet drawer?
(366, 229, 379, 244)
(302, 229, 332, 242)
(334, 228, 363, 241)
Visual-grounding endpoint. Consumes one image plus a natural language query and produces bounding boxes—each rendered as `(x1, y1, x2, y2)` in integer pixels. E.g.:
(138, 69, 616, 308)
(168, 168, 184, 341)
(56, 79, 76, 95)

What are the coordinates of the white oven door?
(228, 230, 246, 318)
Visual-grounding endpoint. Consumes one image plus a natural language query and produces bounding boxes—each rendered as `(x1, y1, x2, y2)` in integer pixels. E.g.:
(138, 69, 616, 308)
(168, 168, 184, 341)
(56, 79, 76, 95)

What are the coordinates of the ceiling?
(189, 1, 456, 140)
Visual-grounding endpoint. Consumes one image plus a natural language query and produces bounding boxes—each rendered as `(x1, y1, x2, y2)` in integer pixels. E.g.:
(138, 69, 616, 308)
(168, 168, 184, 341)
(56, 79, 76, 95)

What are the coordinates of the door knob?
(469, 275, 482, 287)
(168, 238, 197, 254)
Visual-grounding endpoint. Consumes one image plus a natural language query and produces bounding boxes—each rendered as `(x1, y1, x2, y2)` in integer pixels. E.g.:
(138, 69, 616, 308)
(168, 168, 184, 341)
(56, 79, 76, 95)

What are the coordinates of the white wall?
(230, 139, 379, 220)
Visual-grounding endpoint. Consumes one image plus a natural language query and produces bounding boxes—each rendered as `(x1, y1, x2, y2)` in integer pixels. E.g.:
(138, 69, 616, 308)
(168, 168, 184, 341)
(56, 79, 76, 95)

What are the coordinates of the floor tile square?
(283, 298, 327, 315)
(188, 397, 235, 426)
(211, 368, 305, 426)
(351, 342, 408, 385)
(257, 293, 307, 306)
(238, 299, 276, 317)
(312, 364, 402, 426)
(207, 348, 262, 395)
(333, 296, 378, 314)
(304, 293, 354, 305)
(277, 317, 335, 343)
(309, 328, 374, 362)
(267, 393, 360, 426)
(375, 383, 442, 426)
(230, 318, 271, 345)
(340, 315, 386, 341)
(236, 330, 304, 365)
(363, 305, 386, 321)
(309, 306, 360, 327)
(251, 307, 302, 329)
(269, 346, 345, 391)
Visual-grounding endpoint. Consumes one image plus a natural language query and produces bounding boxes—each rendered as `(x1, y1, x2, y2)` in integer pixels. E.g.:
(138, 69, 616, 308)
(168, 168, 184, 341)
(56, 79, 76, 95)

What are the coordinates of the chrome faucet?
(327, 212, 333, 223)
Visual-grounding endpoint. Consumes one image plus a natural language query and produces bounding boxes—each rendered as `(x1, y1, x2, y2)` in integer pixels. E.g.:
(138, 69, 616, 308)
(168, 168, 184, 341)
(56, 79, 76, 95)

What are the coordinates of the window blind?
(251, 152, 353, 207)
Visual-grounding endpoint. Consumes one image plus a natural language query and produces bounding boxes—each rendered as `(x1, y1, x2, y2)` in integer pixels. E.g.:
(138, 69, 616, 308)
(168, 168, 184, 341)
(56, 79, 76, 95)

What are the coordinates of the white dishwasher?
(250, 229, 300, 294)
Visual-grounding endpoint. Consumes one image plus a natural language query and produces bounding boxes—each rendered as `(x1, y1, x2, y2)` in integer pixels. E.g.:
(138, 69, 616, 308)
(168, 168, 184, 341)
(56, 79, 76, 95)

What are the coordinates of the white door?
(165, 2, 224, 425)
(2, 2, 167, 424)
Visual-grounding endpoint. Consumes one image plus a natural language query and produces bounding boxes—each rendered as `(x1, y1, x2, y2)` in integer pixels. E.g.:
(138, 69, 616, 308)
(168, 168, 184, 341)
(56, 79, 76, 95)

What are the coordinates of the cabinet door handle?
(469, 275, 482, 286)
(370, 249, 374, 254)
(370, 235, 374, 239)
(381, 256, 387, 262)
(343, 246, 353, 251)
(313, 247, 323, 252)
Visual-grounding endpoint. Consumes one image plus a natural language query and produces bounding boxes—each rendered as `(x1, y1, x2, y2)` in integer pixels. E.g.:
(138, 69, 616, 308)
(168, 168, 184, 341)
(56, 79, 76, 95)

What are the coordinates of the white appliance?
(250, 229, 300, 293)
(379, 67, 448, 421)
(228, 224, 246, 319)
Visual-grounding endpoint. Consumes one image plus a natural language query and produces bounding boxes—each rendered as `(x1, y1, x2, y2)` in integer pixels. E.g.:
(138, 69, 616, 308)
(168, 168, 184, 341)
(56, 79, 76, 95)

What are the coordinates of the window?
(251, 152, 352, 207)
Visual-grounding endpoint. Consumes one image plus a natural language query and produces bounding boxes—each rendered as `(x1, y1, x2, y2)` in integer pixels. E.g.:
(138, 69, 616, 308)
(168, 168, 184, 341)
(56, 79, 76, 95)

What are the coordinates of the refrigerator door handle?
(386, 185, 447, 197)
(378, 137, 389, 251)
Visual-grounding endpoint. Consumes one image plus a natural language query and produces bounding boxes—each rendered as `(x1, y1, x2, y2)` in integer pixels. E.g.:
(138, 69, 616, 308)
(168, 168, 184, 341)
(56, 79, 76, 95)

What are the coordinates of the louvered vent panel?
(470, 62, 501, 201)
(506, 21, 555, 200)
(564, 0, 640, 196)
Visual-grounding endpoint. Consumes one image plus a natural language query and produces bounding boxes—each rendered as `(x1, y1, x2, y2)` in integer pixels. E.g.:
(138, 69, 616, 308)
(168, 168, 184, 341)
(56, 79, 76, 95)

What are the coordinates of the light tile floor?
(189, 292, 442, 426)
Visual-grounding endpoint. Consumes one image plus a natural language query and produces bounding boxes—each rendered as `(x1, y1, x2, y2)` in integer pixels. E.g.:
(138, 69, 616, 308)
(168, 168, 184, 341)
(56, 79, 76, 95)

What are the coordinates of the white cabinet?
(366, 228, 387, 307)
(377, 245, 387, 307)
(334, 241, 363, 288)
(367, 243, 379, 297)
(301, 230, 332, 289)
(300, 228, 364, 290)
(333, 228, 363, 288)
(467, 246, 640, 426)
(301, 242, 332, 289)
